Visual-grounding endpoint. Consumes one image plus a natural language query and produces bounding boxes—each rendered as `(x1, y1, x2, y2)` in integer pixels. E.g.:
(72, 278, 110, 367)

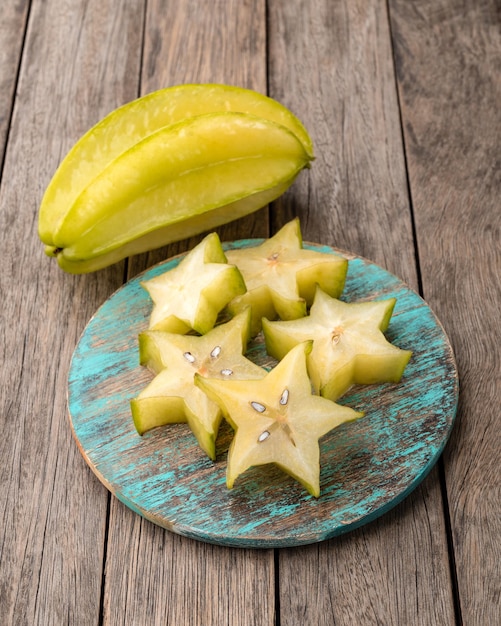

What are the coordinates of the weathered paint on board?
(68, 240, 458, 548)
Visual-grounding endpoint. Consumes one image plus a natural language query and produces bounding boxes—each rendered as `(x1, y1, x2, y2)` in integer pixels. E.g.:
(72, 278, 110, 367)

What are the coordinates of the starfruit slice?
(41, 109, 312, 273)
(131, 309, 266, 459)
(225, 218, 348, 335)
(195, 341, 363, 496)
(263, 287, 412, 401)
(39, 83, 313, 247)
(141, 232, 245, 334)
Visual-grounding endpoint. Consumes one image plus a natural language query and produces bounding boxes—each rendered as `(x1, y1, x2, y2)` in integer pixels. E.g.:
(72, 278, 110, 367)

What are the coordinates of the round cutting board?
(68, 240, 458, 548)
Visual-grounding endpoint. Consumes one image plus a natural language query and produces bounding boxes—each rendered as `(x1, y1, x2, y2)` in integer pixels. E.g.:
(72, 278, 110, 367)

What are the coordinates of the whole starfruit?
(39, 85, 313, 273)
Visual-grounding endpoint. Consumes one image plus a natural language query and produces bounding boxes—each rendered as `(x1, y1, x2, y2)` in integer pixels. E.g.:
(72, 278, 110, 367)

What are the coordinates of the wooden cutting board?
(68, 240, 458, 548)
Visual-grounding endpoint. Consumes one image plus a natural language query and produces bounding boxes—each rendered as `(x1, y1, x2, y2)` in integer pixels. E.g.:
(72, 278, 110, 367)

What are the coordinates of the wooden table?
(1, 1, 499, 624)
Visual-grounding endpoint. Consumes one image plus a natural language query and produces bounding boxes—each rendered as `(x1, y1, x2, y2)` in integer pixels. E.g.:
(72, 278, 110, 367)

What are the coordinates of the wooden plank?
(268, 0, 416, 283)
(389, 1, 501, 623)
(0, 0, 144, 623)
(102, 2, 276, 625)
(278, 478, 454, 625)
(103, 506, 274, 626)
(267, 1, 457, 623)
(0, 0, 29, 157)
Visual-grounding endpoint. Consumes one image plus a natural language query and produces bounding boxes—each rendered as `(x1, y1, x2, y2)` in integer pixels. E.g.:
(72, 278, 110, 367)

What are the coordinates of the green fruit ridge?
(39, 84, 314, 273)
(132, 219, 412, 496)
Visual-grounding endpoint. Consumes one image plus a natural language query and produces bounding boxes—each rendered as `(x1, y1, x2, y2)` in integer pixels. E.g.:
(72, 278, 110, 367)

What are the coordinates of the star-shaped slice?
(141, 231, 246, 334)
(225, 218, 347, 335)
(263, 287, 412, 401)
(195, 341, 363, 496)
(130, 308, 266, 459)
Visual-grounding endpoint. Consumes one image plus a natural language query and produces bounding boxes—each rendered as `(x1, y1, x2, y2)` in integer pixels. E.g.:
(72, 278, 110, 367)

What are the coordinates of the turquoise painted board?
(68, 240, 458, 548)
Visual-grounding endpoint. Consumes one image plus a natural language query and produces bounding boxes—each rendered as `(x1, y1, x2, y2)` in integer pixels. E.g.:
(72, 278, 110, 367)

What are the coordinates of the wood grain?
(102, 2, 276, 625)
(389, 0, 501, 623)
(103, 506, 275, 626)
(0, 0, 499, 624)
(0, 0, 28, 158)
(267, 0, 457, 623)
(279, 475, 454, 625)
(0, 0, 144, 623)
(268, 0, 417, 284)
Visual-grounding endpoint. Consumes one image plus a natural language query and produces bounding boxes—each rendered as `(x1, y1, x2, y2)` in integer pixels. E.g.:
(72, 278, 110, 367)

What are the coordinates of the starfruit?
(195, 341, 363, 496)
(226, 218, 348, 335)
(140, 232, 245, 334)
(263, 287, 412, 400)
(39, 85, 313, 273)
(131, 309, 266, 459)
